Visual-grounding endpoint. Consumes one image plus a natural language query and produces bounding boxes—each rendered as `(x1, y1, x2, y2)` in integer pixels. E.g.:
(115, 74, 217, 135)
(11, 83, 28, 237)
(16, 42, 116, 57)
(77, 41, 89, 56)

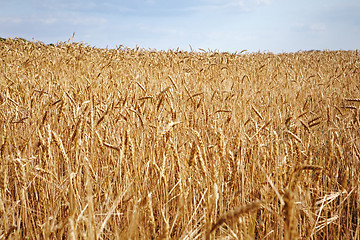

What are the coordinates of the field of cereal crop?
(0, 38, 359, 239)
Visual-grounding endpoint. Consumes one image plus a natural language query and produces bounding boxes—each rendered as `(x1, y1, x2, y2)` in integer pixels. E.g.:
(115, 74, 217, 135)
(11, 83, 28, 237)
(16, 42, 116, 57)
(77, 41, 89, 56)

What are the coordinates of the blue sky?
(1, 0, 359, 53)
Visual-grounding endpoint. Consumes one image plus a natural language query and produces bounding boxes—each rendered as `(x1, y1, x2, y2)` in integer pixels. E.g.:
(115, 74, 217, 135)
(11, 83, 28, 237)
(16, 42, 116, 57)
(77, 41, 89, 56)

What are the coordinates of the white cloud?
(0, 17, 23, 24)
(0, 14, 106, 27)
(29, 0, 98, 11)
(65, 16, 107, 25)
(42, 18, 58, 25)
(309, 23, 327, 33)
(187, 1, 247, 13)
(255, 0, 271, 5)
(188, 0, 273, 13)
(293, 23, 327, 35)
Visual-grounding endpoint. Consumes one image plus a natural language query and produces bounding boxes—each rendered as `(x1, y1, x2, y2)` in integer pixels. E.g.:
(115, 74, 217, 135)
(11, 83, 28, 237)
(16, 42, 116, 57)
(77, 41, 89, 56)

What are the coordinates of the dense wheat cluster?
(0, 38, 359, 239)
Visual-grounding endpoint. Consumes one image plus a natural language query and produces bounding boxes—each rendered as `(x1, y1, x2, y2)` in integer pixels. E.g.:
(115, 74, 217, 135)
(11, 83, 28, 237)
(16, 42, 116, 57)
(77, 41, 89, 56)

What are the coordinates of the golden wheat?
(0, 38, 359, 239)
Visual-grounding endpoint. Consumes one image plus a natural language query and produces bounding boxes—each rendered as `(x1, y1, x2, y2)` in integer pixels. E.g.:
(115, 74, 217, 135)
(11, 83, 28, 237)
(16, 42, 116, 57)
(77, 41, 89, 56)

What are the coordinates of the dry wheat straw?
(45, 124, 53, 164)
(13, 159, 25, 189)
(284, 190, 296, 240)
(0, 134, 7, 159)
(285, 130, 303, 144)
(147, 192, 156, 236)
(68, 216, 76, 240)
(251, 105, 263, 120)
(188, 142, 196, 167)
(192, 129, 208, 180)
(52, 130, 71, 173)
(0, 165, 6, 193)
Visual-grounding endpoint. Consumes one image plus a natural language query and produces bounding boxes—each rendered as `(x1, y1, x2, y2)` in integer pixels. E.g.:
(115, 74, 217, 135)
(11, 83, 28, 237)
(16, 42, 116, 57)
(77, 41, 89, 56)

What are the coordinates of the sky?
(1, 0, 359, 53)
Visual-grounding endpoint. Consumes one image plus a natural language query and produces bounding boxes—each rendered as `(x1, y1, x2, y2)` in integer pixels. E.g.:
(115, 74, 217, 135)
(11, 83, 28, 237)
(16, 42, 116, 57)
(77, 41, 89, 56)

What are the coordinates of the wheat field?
(0, 38, 359, 239)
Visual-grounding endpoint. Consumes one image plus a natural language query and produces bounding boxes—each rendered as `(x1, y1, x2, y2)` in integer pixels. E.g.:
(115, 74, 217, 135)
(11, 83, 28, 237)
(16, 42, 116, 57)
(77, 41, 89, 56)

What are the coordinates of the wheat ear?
(208, 200, 262, 235)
